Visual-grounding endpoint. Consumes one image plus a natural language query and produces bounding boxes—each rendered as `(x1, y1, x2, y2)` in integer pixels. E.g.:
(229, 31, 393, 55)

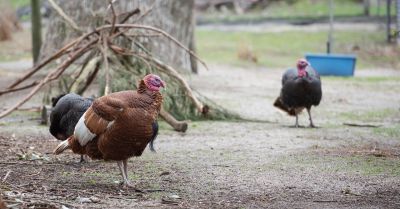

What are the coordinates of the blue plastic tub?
(305, 53, 356, 76)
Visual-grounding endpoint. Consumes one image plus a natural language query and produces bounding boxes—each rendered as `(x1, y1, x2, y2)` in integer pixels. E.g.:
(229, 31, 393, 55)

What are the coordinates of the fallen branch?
(6, 33, 98, 90)
(119, 8, 140, 24)
(68, 50, 98, 91)
(71, 57, 102, 95)
(313, 200, 338, 203)
(0, 81, 39, 96)
(100, 34, 111, 96)
(107, 0, 118, 35)
(160, 109, 188, 132)
(0, 39, 98, 119)
(2, 170, 11, 182)
(144, 56, 206, 113)
(134, 3, 155, 24)
(107, 45, 206, 113)
(0, 5, 215, 124)
(343, 123, 382, 128)
(110, 24, 208, 70)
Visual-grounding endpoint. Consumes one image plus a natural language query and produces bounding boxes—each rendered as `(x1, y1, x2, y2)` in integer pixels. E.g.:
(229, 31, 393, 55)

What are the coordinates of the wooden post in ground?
(396, 0, 400, 44)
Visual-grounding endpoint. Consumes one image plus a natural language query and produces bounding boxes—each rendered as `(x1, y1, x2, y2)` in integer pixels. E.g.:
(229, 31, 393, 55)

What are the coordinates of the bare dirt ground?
(0, 57, 399, 208)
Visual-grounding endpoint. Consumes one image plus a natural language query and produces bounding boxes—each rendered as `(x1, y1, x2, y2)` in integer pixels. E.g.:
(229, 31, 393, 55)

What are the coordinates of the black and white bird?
(49, 93, 94, 162)
(274, 59, 322, 127)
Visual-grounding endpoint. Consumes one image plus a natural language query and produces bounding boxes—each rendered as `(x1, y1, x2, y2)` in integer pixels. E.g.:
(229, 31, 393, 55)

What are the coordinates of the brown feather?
(64, 79, 163, 161)
(84, 107, 110, 135)
(68, 136, 86, 155)
(0, 196, 6, 209)
(273, 97, 303, 116)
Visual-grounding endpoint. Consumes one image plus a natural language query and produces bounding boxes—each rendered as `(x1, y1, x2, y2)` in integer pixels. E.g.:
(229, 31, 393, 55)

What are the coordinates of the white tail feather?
(74, 112, 96, 146)
(53, 140, 70, 155)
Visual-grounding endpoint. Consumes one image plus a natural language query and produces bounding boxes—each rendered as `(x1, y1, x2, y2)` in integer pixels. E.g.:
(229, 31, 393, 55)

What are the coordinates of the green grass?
(373, 124, 400, 139)
(196, 29, 398, 69)
(340, 108, 399, 122)
(323, 76, 400, 83)
(8, 0, 30, 9)
(263, 0, 383, 18)
(269, 154, 400, 176)
(201, 0, 387, 23)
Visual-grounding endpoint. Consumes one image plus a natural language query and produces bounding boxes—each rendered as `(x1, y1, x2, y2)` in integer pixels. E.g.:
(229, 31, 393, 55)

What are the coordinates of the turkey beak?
(160, 80, 166, 89)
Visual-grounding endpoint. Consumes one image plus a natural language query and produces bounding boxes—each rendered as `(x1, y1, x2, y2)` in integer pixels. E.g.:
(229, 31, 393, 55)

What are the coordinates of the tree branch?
(0, 81, 39, 96)
(0, 39, 98, 119)
(100, 34, 111, 95)
(47, 0, 82, 32)
(6, 32, 98, 90)
(91, 24, 208, 70)
(108, 0, 118, 35)
(142, 55, 206, 114)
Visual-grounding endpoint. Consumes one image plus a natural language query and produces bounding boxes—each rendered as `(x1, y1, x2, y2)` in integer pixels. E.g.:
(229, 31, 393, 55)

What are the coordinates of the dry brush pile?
(0, 1, 239, 127)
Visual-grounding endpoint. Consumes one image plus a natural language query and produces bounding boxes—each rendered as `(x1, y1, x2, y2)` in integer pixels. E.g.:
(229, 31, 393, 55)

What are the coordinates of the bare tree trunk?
(364, 0, 371, 16)
(189, 5, 198, 74)
(41, 0, 195, 73)
(31, 0, 42, 64)
(387, 0, 392, 43)
(39, 0, 236, 122)
(396, 0, 400, 44)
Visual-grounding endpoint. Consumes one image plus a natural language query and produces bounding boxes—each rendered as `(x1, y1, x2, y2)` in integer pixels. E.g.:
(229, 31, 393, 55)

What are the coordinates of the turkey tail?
(149, 122, 159, 152)
(273, 97, 296, 116)
(53, 139, 70, 155)
(274, 97, 289, 112)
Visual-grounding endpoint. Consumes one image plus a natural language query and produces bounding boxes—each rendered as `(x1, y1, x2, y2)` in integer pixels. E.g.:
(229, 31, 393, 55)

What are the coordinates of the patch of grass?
(340, 108, 398, 122)
(323, 76, 400, 83)
(373, 124, 400, 139)
(196, 29, 397, 69)
(0, 28, 32, 62)
(83, 171, 113, 178)
(200, 0, 387, 24)
(62, 171, 73, 177)
(263, 0, 382, 18)
(8, 110, 40, 118)
(9, 0, 30, 9)
(269, 154, 400, 176)
(148, 191, 164, 200)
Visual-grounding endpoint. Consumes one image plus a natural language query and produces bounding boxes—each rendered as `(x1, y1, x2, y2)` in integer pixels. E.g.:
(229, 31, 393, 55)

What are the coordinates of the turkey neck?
(136, 80, 163, 112)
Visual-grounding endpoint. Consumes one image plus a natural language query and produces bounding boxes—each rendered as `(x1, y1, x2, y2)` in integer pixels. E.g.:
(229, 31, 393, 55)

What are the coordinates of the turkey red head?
(296, 58, 309, 77)
(143, 74, 166, 91)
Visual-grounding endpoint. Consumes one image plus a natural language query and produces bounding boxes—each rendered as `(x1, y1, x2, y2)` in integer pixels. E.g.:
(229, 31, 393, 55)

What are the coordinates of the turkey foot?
(290, 115, 306, 128)
(117, 160, 143, 192)
(117, 160, 131, 187)
(79, 155, 89, 163)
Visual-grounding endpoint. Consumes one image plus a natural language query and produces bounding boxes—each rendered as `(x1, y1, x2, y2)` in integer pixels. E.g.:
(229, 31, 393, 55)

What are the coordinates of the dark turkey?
(50, 93, 94, 162)
(273, 59, 322, 127)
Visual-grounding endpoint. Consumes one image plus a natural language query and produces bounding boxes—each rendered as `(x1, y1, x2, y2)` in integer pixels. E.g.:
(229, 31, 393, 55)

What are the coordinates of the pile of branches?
(0, 1, 238, 123)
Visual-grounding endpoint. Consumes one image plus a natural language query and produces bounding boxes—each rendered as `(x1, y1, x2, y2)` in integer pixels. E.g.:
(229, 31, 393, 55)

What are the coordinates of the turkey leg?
(79, 155, 89, 163)
(307, 108, 315, 128)
(117, 161, 133, 187)
(295, 114, 299, 128)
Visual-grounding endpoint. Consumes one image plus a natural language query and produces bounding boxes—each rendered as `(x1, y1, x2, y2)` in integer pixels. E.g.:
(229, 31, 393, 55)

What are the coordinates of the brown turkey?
(54, 74, 165, 187)
(274, 59, 322, 127)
